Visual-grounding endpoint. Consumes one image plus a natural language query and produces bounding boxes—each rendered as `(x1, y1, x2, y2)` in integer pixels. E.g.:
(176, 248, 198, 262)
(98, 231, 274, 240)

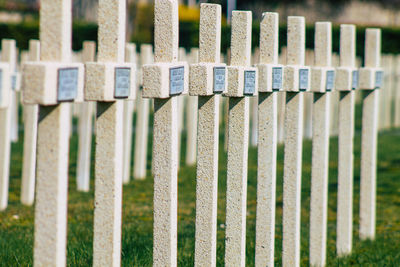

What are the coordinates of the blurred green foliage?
(0, 20, 399, 59)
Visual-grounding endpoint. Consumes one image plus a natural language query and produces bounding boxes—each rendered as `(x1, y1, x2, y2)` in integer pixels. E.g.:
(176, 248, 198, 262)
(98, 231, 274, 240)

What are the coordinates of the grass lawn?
(1, 108, 400, 266)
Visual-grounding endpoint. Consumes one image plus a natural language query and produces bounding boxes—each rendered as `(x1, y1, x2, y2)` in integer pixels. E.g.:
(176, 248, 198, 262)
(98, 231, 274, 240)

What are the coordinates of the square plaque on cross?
(114, 67, 131, 98)
(244, 70, 256, 95)
(57, 68, 79, 102)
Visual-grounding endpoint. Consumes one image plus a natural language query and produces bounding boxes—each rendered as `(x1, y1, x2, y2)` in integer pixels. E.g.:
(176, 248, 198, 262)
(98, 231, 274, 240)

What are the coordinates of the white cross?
(254, 12, 281, 267)
(141, 0, 188, 265)
(223, 10, 257, 267)
(189, 4, 226, 266)
(309, 21, 333, 267)
(359, 28, 381, 241)
(282, 16, 308, 267)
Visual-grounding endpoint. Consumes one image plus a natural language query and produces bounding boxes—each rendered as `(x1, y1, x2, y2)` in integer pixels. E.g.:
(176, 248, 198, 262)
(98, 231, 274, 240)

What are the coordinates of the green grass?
(1, 112, 400, 266)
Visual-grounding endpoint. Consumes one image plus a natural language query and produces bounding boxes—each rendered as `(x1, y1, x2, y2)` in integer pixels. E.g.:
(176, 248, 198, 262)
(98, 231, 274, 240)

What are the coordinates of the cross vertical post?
(223, 10, 257, 267)
(282, 16, 310, 267)
(189, 4, 226, 266)
(358, 28, 382, 240)
(335, 24, 357, 256)
(309, 21, 334, 267)
(142, 0, 188, 265)
(255, 12, 282, 267)
(21, 0, 86, 264)
(84, 0, 136, 265)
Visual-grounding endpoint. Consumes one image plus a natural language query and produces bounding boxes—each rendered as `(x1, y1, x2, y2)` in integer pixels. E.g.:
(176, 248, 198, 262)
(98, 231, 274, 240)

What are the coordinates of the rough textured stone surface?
(309, 21, 332, 267)
(21, 39, 40, 205)
(287, 17, 305, 66)
(34, 104, 71, 267)
(39, 0, 71, 62)
(154, 0, 178, 63)
(199, 3, 221, 63)
(282, 16, 306, 267)
(337, 91, 355, 256)
(150, 1, 180, 266)
(224, 10, 252, 267)
(309, 92, 331, 266)
(133, 44, 153, 179)
(282, 92, 304, 267)
(359, 28, 381, 240)
(255, 92, 277, 267)
(230, 11, 252, 66)
(194, 5, 221, 266)
(195, 95, 220, 267)
(142, 61, 188, 98)
(259, 12, 278, 65)
(97, 0, 125, 63)
(76, 41, 96, 192)
(153, 97, 179, 267)
(225, 97, 250, 267)
(22, 61, 84, 105)
(93, 101, 123, 267)
(336, 23, 357, 257)
(85, 62, 136, 101)
(254, 12, 279, 267)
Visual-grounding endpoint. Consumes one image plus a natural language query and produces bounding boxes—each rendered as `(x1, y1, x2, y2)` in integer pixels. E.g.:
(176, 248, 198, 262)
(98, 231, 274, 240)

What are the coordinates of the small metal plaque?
(213, 66, 226, 93)
(326, 70, 335, 91)
(11, 73, 17, 90)
(114, 67, 131, 98)
(375, 71, 383, 89)
(272, 67, 283, 91)
(244, 70, 256, 95)
(170, 66, 185, 95)
(352, 70, 359, 90)
(57, 68, 78, 102)
(299, 69, 309, 91)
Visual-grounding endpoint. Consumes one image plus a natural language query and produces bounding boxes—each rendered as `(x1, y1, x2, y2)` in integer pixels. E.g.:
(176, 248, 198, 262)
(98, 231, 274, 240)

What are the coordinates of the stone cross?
(223, 10, 257, 267)
(20, 39, 40, 205)
(85, 0, 136, 265)
(358, 28, 382, 240)
(76, 41, 96, 192)
(0, 39, 15, 211)
(122, 43, 137, 184)
(133, 44, 153, 179)
(254, 12, 282, 267)
(142, 0, 188, 265)
(282, 16, 310, 267)
(335, 24, 357, 257)
(21, 0, 85, 264)
(309, 21, 334, 267)
(189, 4, 226, 266)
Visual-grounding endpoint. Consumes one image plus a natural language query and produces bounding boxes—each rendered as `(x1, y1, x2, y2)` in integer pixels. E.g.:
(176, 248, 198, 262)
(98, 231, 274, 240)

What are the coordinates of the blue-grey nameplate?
(170, 66, 185, 95)
(299, 69, 309, 91)
(352, 70, 359, 90)
(326, 70, 335, 91)
(213, 66, 226, 93)
(114, 67, 131, 98)
(375, 71, 383, 89)
(11, 73, 17, 90)
(244, 70, 256, 95)
(272, 67, 283, 91)
(57, 68, 78, 102)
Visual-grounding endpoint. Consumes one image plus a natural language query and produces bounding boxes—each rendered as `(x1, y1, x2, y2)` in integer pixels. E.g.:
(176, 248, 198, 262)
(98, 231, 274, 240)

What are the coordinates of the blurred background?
(1, 0, 399, 55)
